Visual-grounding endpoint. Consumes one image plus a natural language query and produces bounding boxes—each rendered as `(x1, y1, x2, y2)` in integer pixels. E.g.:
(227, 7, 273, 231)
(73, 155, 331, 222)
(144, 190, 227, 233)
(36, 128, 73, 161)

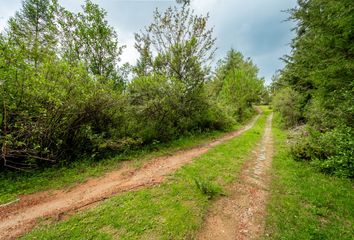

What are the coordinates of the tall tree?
(134, 4, 216, 91)
(7, 0, 58, 71)
(281, 0, 354, 128)
(56, 6, 81, 65)
(212, 49, 264, 121)
(129, 4, 217, 140)
(77, 0, 123, 84)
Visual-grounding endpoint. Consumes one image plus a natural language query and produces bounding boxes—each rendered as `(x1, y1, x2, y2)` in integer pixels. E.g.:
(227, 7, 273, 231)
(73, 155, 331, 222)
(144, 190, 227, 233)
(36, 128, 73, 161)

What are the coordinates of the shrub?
(126, 74, 230, 144)
(0, 58, 126, 169)
(194, 177, 223, 199)
(291, 126, 354, 178)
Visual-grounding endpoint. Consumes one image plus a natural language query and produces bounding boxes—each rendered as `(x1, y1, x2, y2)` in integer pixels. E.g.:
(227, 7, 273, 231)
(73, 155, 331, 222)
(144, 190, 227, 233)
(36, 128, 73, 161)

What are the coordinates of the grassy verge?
(264, 113, 354, 239)
(0, 128, 237, 205)
(21, 109, 270, 239)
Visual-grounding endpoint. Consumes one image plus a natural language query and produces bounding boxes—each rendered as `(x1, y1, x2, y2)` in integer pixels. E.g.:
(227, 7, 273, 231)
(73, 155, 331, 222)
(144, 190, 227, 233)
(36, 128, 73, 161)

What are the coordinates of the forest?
(0, 0, 353, 239)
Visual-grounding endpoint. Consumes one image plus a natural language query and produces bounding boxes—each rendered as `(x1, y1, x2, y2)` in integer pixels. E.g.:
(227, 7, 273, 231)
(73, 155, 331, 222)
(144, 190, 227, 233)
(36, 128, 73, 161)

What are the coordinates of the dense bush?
(126, 74, 236, 144)
(0, 55, 125, 169)
(0, 0, 126, 170)
(291, 126, 354, 178)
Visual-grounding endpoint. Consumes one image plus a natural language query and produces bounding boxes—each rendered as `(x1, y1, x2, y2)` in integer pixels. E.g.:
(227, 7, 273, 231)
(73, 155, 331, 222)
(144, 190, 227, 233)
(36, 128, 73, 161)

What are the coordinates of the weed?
(194, 177, 223, 199)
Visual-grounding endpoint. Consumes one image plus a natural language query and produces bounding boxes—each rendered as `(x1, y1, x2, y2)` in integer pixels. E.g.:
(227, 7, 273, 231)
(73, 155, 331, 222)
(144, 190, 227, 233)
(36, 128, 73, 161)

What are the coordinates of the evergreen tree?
(273, 0, 354, 177)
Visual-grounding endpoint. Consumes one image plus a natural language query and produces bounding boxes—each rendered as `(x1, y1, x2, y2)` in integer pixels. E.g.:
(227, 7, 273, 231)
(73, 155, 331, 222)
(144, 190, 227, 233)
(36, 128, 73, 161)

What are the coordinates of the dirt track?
(0, 114, 260, 240)
(197, 113, 273, 240)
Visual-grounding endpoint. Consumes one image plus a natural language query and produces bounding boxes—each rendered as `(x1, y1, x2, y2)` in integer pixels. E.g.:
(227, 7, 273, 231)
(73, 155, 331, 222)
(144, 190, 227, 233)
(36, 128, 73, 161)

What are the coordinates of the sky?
(0, 0, 297, 83)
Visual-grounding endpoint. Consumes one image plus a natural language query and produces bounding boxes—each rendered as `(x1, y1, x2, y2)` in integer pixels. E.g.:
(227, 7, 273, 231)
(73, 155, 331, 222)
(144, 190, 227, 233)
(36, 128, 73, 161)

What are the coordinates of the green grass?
(264, 113, 354, 240)
(21, 109, 270, 239)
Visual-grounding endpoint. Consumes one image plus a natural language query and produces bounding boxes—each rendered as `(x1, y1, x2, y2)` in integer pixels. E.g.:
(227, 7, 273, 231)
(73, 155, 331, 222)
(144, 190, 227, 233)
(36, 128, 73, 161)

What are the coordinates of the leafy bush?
(291, 126, 354, 178)
(126, 74, 232, 144)
(0, 56, 127, 169)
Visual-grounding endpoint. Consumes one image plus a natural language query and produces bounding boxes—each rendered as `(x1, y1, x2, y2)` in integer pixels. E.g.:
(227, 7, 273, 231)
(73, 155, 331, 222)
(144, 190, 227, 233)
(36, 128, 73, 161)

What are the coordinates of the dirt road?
(0, 114, 260, 240)
(197, 113, 273, 240)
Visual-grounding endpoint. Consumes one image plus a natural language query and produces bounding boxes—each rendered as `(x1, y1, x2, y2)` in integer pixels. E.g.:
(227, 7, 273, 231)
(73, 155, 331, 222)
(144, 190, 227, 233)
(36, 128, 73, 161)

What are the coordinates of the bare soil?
(197, 113, 273, 240)
(0, 115, 260, 240)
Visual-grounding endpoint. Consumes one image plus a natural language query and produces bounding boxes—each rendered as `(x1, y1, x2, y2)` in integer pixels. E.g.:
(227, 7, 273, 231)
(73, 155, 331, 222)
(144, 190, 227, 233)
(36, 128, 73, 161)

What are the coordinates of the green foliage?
(0, 0, 125, 170)
(291, 126, 354, 178)
(273, 0, 354, 177)
(127, 74, 181, 142)
(126, 74, 231, 143)
(209, 49, 264, 122)
(194, 177, 223, 199)
(0, 0, 263, 172)
(272, 87, 303, 127)
(0, 53, 125, 168)
(128, 5, 236, 143)
(7, 0, 58, 70)
(134, 4, 216, 85)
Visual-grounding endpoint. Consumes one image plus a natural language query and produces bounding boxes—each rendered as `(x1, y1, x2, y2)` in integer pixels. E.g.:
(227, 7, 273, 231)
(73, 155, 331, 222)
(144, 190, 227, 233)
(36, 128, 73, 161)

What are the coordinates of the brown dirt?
(0, 114, 260, 240)
(197, 113, 273, 240)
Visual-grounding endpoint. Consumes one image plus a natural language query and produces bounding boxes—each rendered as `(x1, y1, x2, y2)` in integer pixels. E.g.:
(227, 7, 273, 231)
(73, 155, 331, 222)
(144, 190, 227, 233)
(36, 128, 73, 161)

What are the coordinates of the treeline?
(0, 0, 265, 170)
(272, 0, 353, 178)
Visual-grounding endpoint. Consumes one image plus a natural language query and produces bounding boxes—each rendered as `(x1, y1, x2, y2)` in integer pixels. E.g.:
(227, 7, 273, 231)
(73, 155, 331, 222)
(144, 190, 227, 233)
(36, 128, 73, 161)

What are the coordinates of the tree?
(58, 0, 124, 86)
(7, 0, 58, 71)
(134, 4, 216, 90)
(281, 0, 354, 129)
(211, 49, 264, 121)
(0, 0, 126, 170)
(78, 1, 123, 82)
(129, 4, 218, 140)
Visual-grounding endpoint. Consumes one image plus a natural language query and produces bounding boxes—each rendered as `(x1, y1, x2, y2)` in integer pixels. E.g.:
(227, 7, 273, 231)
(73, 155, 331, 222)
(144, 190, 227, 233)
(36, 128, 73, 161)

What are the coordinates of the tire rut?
(197, 113, 273, 240)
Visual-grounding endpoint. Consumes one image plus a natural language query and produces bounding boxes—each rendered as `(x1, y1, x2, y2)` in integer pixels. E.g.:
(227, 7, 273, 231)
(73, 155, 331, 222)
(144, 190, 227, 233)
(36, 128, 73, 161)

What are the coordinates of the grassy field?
(21, 108, 270, 239)
(264, 113, 354, 240)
